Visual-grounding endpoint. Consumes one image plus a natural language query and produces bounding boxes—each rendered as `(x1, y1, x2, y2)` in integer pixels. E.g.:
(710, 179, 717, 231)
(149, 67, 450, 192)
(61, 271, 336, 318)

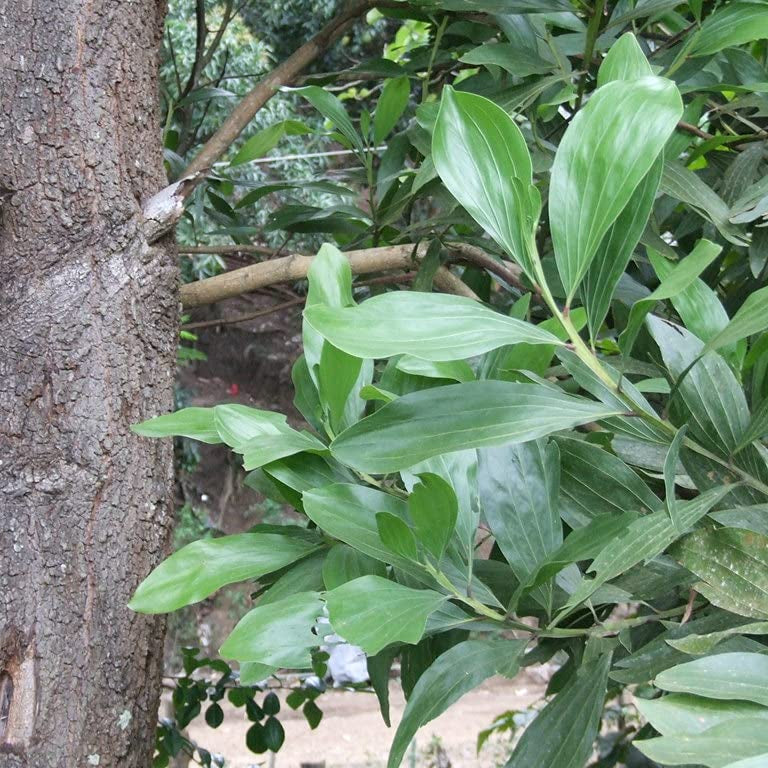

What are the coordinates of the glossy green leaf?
(129, 533, 319, 613)
(377, 512, 419, 561)
(132, 407, 222, 444)
(220, 592, 324, 668)
(690, 2, 768, 57)
(550, 76, 682, 300)
(672, 527, 768, 619)
(304, 293, 560, 362)
(703, 286, 768, 355)
(374, 76, 410, 143)
(637, 719, 768, 768)
(478, 440, 561, 607)
(296, 86, 364, 153)
(432, 86, 539, 277)
(331, 381, 623, 474)
(326, 576, 446, 655)
(322, 544, 387, 590)
(619, 239, 722, 357)
(395, 356, 475, 382)
(656, 652, 768, 706)
(408, 473, 458, 560)
(258, 551, 327, 606)
(387, 639, 526, 768)
(506, 654, 612, 768)
(459, 43, 555, 77)
(636, 693, 768, 736)
(597, 32, 653, 87)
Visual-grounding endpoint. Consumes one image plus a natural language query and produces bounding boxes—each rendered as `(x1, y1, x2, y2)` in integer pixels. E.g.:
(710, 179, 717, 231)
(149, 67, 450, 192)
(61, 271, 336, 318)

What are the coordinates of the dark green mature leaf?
(377, 512, 419, 561)
(478, 441, 561, 607)
(555, 436, 660, 527)
(690, 1, 768, 57)
(374, 77, 410, 143)
(647, 316, 750, 456)
(387, 639, 526, 768)
(132, 407, 222, 444)
(460, 43, 555, 76)
(597, 32, 653, 87)
(396, 356, 475, 382)
(550, 76, 682, 300)
(331, 381, 623, 474)
(736, 399, 768, 452)
(655, 652, 768, 706)
(296, 86, 364, 153)
(326, 576, 446, 655)
(432, 86, 539, 277)
(672, 527, 768, 619)
(710, 505, 768, 536)
(220, 592, 324, 668)
(664, 425, 688, 530)
(667, 621, 768, 655)
(130, 533, 319, 613)
(408, 474, 458, 560)
(368, 646, 399, 727)
(304, 293, 560, 361)
(505, 654, 612, 768)
(636, 693, 768, 735)
(703, 286, 768, 355)
(636, 719, 768, 768)
(322, 544, 387, 590)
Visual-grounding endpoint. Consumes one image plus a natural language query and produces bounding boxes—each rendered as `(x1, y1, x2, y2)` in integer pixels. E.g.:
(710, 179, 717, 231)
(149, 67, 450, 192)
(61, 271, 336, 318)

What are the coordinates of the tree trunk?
(0, 1, 177, 766)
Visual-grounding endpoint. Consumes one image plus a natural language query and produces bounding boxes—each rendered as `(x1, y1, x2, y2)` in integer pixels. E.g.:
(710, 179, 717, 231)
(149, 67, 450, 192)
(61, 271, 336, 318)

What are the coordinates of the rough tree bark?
(0, 1, 176, 766)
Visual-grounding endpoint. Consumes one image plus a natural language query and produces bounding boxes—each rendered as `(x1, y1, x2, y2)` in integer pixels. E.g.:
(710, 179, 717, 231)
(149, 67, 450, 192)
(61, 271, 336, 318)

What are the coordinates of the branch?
(179, 243, 480, 307)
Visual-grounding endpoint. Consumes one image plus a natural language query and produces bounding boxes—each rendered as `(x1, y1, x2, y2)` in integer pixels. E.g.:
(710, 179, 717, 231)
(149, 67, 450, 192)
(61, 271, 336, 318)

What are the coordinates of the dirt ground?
(187, 675, 546, 768)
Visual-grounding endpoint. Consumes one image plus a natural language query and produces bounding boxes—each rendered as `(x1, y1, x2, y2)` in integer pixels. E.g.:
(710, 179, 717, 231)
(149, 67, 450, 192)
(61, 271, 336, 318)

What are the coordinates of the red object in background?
(227, 383, 239, 396)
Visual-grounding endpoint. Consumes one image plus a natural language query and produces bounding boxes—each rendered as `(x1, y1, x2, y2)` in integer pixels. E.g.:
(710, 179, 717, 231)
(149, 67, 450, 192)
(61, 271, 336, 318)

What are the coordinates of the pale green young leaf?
(597, 32, 653, 87)
(550, 76, 682, 300)
(326, 576, 446, 655)
(132, 407, 221, 444)
(129, 533, 320, 613)
(331, 381, 623, 474)
(373, 76, 410, 143)
(432, 86, 539, 277)
(304, 293, 560, 362)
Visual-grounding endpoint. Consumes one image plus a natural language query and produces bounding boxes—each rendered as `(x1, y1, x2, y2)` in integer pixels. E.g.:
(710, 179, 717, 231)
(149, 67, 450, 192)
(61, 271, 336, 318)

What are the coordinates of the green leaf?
(672, 527, 768, 620)
(432, 86, 539, 277)
(368, 646, 399, 727)
(377, 512, 419, 561)
(408, 473, 458, 561)
(655, 652, 768, 706)
(690, 1, 768, 57)
(129, 533, 319, 613)
(647, 316, 750, 456)
(239, 662, 277, 685)
(664, 425, 688, 530)
(396, 356, 475, 382)
(459, 43, 556, 77)
(562, 486, 733, 611)
(703, 286, 768, 356)
(555, 436, 660, 527)
(132, 407, 222, 444)
(326, 576, 446, 655)
(667, 621, 768, 656)
(550, 76, 682, 300)
(736, 399, 768, 452)
(724, 756, 768, 768)
(322, 544, 387, 590)
(387, 639, 526, 768)
(637, 718, 768, 768)
(304, 293, 560, 362)
(619, 239, 722, 357)
(597, 32, 653, 87)
(505, 654, 612, 768)
(478, 440, 561, 607)
(636, 693, 768, 736)
(220, 592, 324, 668)
(711, 505, 768, 537)
(331, 381, 623, 474)
(296, 86, 364, 153)
(230, 121, 308, 166)
(374, 76, 410, 143)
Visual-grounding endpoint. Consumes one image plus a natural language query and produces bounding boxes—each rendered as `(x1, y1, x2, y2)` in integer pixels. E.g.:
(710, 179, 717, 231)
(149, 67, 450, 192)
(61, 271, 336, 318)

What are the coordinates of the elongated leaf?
(554, 436, 660, 526)
(506, 654, 612, 768)
(637, 719, 768, 768)
(656, 652, 768, 706)
(648, 316, 750, 456)
(711, 505, 768, 537)
(132, 407, 222, 444)
(432, 86, 539, 277)
(478, 440, 561, 608)
(563, 486, 733, 610)
(326, 576, 446, 655)
(331, 381, 623, 474)
(408, 474, 458, 561)
(396, 356, 475, 382)
(619, 239, 722, 356)
(636, 693, 768, 736)
(667, 621, 768, 656)
(304, 293, 560, 362)
(703, 286, 768, 355)
(550, 76, 682, 300)
(387, 639, 526, 768)
(597, 32, 653, 87)
(296, 86, 364, 153)
(724, 756, 768, 768)
(672, 527, 768, 619)
(374, 77, 410, 143)
(230, 120, 308, 166)
(665, 425, 688, 530)
(691, 1, 768, 57)
(419, 0, 573, 11)
(129, 533, 319, 613)
(220, 592, 324, 668)
(460, 43, 555, 76)
(737, 399, 768, 452)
